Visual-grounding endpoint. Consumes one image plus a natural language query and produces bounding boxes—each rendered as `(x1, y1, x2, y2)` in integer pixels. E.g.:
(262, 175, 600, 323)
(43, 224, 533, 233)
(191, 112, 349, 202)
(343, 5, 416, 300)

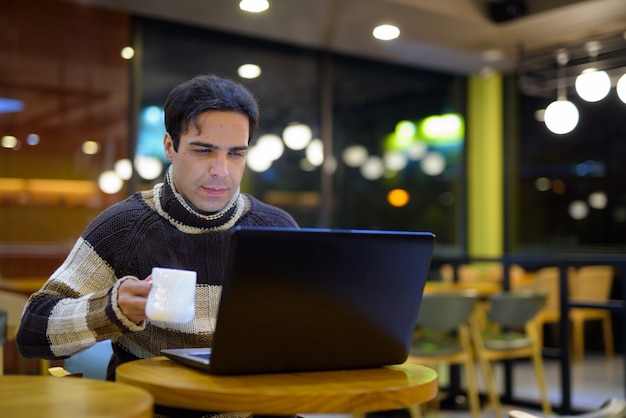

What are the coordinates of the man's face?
(164, 111, 249, 214)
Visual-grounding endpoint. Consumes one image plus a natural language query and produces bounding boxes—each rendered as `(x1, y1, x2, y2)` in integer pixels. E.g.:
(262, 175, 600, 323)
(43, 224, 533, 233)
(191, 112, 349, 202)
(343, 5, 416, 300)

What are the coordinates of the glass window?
(516, 92, 626, 252)
(138, 18, 465, 249)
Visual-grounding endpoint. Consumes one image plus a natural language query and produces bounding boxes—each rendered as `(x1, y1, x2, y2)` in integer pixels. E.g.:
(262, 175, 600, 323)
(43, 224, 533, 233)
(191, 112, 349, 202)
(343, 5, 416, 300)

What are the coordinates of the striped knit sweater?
(16, 170, 298, 380)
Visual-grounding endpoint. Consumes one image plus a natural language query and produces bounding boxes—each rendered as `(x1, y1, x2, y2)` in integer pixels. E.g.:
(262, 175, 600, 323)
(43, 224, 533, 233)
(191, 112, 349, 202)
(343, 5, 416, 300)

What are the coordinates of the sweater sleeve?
(16, 199, 147, 360)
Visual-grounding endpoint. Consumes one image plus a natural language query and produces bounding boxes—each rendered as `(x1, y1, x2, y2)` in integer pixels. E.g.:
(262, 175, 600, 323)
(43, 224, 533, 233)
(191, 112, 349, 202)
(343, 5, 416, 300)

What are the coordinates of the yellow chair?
(568, 265, 614, 362)
(407, 291, 481, 418)
(513, 266, 561, 349)
(0, 289, 50, 375)
(471, 291, 553, 418)
(514, 265, 615, 361)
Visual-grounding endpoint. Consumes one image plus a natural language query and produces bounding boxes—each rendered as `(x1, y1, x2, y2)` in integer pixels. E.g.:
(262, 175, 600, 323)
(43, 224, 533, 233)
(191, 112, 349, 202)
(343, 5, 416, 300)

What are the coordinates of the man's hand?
(117, 276, 152, 324)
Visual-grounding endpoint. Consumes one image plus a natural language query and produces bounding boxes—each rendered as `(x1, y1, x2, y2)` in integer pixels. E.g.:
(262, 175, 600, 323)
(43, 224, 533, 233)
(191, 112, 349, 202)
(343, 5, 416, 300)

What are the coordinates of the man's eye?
(229, 151, 246, 158)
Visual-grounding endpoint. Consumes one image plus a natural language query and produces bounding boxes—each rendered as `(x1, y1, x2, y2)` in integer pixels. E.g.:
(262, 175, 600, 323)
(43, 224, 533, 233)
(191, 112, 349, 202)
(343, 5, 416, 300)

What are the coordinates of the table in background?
(424, 280, 502, 297)
(117, 357, 438, 415)
(0, 276, 47, 294)
(0, 375, 154, 418)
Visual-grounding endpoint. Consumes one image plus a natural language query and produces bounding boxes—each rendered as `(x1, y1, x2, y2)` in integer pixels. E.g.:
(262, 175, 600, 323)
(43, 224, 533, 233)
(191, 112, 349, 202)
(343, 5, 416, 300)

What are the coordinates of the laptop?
(161, 226, 435, 375)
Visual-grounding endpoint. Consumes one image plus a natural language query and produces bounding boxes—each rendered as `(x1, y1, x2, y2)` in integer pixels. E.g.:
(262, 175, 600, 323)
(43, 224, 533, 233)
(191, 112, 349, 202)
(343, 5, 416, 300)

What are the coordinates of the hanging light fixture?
(575, 41, 611, 102)
(544, 49, 579, 135)
(617, 73, 626, 104)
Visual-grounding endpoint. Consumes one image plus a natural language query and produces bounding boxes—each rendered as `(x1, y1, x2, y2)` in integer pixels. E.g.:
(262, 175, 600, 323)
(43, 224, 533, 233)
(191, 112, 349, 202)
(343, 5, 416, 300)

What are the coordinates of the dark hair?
(163, 74, 259, 150)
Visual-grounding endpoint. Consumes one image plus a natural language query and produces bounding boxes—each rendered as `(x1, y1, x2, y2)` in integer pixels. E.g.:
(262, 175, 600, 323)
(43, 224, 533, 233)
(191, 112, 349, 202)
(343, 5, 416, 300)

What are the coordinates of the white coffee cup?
(146, 267, 197, 323)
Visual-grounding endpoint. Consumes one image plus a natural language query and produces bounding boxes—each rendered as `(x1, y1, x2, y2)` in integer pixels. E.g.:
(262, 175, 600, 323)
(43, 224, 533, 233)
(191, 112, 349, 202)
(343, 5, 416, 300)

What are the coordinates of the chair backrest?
(415, 291, 479, 331)
(487, 291, 547, 328)
(529, 267, 561, 313)
(64, 340, 113, 380)
(0, 290, 29, 341)
(569, 265, 614, 301)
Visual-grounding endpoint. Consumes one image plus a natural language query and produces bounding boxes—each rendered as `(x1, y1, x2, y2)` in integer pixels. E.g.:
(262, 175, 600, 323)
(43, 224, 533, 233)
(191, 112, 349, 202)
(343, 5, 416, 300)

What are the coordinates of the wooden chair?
(0, 290, 49, 375)
(568, 265, 614, 362)
(407, 291, 481, 418)
(440, 263, 527, 285)
(513, 266, 561, 349)
(471, 291, 553, 418)
(514, 265, 614, 361)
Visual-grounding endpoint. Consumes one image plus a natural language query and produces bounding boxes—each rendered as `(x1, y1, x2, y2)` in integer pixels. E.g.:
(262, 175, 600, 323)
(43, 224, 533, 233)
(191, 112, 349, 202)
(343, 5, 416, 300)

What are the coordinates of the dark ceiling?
(64, 0, 626, 75)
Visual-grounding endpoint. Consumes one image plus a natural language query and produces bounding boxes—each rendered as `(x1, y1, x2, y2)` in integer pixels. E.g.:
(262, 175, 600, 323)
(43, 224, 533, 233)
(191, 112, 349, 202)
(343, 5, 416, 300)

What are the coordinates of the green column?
(467, 73, 503, 258)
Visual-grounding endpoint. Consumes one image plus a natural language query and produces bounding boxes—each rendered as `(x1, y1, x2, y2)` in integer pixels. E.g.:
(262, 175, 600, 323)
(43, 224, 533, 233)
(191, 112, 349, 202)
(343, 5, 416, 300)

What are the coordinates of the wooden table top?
(116, 357, 438, 415)
(0, 276, 47, 294)
(424, 280, 502, 297)
(0, 375, 154, 418)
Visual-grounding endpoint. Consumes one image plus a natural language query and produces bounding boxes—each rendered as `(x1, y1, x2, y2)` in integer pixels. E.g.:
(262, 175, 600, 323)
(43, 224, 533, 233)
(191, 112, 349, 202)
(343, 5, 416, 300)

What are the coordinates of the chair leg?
(528, 324, 553, 416)
(40, 359, 51, 376)
(460, 327, 481, 418)
(470, 319, 503, 418)
(408, 404, 422, 418)
(571, 316, 584, 362)
(478, 357, 502, 418)
(602, 314, 614, 359)
(463, 357, 481, 418)
(531, 351, 553, 416)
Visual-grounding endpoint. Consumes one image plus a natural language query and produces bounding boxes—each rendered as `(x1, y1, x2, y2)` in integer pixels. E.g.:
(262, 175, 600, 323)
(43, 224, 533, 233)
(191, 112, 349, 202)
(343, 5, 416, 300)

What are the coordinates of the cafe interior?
(1, 0, 626, 417)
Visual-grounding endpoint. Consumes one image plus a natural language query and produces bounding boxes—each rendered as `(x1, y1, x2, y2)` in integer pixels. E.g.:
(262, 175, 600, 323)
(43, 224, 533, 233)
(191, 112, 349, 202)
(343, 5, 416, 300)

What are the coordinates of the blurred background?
(1, 0, 625, 274)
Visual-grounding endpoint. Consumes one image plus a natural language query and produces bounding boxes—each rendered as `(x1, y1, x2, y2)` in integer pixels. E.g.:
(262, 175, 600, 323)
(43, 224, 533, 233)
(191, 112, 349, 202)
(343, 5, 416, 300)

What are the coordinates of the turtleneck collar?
(152, 166, 247, 233)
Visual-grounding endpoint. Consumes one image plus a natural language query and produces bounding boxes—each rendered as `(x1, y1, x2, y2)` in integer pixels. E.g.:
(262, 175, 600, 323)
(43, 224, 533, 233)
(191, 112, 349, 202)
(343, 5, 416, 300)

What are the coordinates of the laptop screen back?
(208, 227, 435, 375)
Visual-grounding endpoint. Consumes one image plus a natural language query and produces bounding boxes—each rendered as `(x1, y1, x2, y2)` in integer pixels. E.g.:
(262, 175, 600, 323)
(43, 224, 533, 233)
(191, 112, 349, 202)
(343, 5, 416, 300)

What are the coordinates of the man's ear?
(164, 133, 175, 162)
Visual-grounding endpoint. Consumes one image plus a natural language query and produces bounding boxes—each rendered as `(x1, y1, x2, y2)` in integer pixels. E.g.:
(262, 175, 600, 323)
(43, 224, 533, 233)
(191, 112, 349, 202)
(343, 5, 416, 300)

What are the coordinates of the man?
(16, 74, 299, 382)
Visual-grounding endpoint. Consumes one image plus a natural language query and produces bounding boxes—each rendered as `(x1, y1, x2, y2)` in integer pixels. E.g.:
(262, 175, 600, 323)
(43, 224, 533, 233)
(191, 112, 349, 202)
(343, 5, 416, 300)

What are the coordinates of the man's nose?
(209, 154, 228, 176)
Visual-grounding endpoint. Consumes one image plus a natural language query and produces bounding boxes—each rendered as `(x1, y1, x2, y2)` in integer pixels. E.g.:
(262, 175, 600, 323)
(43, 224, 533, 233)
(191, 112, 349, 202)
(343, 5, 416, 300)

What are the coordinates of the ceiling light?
(575, 41, 611, 102)
(239, 0, 269, 13)
(617, 73, 626, 104)
(238, 64, 262, 79)
(544, 100, 579, 134)
(575, 68, 611, 102)
(373, 25, 400, 41)
(544, 49, 579, 135)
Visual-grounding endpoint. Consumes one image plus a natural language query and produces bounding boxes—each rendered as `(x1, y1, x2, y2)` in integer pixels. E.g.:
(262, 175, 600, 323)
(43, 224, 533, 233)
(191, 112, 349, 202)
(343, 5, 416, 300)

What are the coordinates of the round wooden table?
(0, 375, 154, 418)
(116, 357, 438, 415)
